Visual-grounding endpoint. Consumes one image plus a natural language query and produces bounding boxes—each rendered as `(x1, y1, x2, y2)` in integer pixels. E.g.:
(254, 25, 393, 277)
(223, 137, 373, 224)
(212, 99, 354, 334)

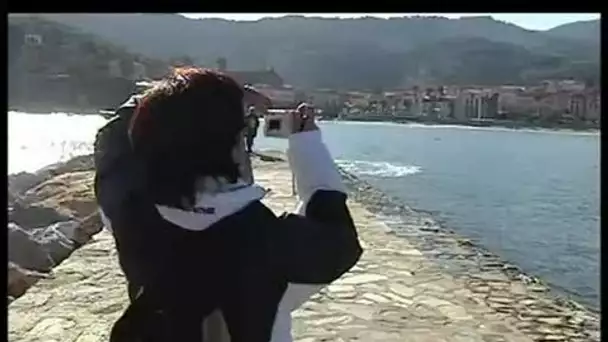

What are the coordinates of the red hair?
(128, 67, 246, 208)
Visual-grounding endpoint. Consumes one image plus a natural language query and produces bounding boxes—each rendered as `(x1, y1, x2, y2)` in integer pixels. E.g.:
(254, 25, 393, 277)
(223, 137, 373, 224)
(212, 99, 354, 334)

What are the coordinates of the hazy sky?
(180, 13, 600, 31)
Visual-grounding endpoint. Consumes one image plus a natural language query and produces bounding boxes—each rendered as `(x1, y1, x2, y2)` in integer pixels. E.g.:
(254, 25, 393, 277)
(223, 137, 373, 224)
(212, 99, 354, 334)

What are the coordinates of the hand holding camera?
(291, 103, 318, 134)
(264, 102, 318, 138)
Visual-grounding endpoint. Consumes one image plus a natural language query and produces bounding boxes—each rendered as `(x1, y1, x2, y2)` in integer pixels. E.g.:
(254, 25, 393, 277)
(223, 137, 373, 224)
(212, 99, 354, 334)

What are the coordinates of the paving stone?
(338, 273, 388, 285)
(389, 283, 416, 298)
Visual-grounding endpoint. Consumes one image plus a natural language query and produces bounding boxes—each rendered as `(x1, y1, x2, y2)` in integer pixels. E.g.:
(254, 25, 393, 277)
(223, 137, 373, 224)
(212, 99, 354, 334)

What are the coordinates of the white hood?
(155, 179, 267, 231)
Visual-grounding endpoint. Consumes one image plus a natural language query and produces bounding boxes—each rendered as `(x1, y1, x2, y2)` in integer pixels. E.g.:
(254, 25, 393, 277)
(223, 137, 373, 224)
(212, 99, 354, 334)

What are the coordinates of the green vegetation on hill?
(10, 17, 161, 75)
(545, 19, 601, 42)
(8, 15, 169, 111)
(31, 14, 600, 90)
(399, 36, 599, 86)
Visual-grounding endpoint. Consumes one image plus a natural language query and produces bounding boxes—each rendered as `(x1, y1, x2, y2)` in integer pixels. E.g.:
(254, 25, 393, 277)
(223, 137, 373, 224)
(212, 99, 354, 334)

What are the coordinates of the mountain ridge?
(17, 14, 601, 89)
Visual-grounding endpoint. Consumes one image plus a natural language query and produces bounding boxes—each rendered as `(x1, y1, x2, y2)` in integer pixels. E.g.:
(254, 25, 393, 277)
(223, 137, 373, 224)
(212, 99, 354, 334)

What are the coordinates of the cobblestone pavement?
(8, 157, 600, 342)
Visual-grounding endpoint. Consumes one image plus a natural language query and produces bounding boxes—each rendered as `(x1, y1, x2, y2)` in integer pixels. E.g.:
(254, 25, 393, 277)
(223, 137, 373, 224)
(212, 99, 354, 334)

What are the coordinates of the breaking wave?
(335, 159, 422, 178)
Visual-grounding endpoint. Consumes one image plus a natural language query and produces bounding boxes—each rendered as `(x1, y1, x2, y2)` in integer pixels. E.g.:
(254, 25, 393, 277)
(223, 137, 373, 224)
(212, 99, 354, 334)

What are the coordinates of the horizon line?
(179, 13, 601, 31)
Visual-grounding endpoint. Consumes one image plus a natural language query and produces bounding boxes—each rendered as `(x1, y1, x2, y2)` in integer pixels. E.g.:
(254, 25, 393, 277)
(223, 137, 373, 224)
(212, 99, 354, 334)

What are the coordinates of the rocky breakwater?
(8, 155, 103, 301)
(8, 153, 601, 342)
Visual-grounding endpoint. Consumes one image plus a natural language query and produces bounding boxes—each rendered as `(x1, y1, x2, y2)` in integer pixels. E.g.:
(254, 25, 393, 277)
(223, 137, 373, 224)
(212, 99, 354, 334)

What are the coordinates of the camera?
(263, 104, 315, 139)
(263, 110, 293, 139)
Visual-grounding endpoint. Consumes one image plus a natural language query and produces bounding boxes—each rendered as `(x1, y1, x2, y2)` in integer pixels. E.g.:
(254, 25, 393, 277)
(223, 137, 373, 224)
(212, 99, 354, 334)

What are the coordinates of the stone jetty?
(8, 154, 600, 342)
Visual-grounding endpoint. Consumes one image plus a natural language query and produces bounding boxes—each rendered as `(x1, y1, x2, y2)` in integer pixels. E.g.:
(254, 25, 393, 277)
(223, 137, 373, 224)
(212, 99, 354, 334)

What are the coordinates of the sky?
(180, 13, 600, 31)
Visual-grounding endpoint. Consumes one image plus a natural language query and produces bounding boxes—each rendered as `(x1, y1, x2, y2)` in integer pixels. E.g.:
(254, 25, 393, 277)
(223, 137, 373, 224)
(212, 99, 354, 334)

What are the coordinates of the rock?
(72, 212, 103, 244)
(7, 155, 103, 300)
(528, 284, 549, 292)
(10, 154, 96, 215)
(502, 263, 521, 272)
(49, 221, 83, 243)
(458, 239, 475, 247)
(8, 223, 58, 272)
(9, 202, 70, 228)
(8, 262, 52, 298)
(518, 274, 542, 285)
(420, 226, 440, 233)
(40, 154, 95, 174)
(23, 170, 97, 218)
(8, 171, 46, 196)
(8, 154, 94, 196)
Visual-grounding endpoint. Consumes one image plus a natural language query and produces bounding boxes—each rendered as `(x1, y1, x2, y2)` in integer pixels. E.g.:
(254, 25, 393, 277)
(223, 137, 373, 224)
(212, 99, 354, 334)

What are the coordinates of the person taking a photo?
(94, 67, 362, 342)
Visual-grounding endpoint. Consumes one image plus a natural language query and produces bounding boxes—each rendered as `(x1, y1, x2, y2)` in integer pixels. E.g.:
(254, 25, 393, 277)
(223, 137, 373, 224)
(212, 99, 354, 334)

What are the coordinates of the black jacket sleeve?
(271, 129, 363, 285)
(275, 190, 362, 284)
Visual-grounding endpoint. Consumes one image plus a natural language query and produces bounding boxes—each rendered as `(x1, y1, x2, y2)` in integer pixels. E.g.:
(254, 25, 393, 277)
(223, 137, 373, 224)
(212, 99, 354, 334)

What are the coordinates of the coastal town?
(216, 58, 601, 129)
(12, 31, 601, 130)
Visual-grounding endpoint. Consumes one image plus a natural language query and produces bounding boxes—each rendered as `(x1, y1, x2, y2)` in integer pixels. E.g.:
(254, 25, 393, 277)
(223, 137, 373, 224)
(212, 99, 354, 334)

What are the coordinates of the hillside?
(8, 15, 169, 111)
(545, 19, 601, 42)
(20, 14, 602, 89)
(399, 36, 599, 86)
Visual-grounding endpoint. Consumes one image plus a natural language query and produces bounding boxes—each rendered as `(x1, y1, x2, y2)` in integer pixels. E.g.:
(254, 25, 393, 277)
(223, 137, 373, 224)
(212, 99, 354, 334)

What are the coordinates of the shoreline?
(265, 150, 599, 314)
(8, 106, 110, 116)
(334, 117, 600, 133)
(235, 150, 599, 314)
(8, 108, 600, 134)
(336, 165, 599, 314)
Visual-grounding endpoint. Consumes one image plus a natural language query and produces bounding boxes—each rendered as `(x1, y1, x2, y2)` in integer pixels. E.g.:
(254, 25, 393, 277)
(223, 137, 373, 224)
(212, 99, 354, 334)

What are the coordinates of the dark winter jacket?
(93, 97, 362, 342)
